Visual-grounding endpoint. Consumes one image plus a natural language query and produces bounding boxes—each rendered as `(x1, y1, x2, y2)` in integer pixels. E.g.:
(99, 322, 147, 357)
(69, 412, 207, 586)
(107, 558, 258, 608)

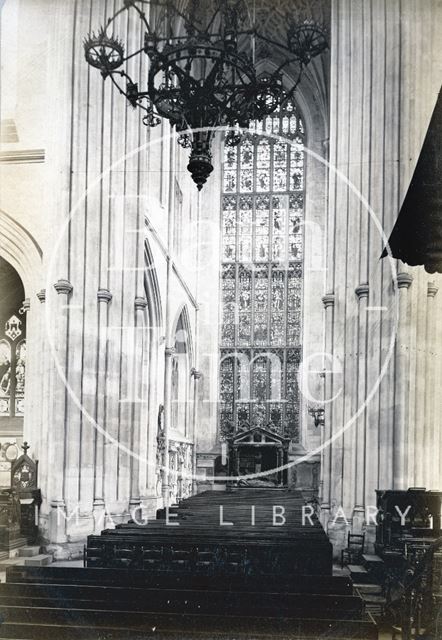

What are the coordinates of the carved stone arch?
(0, 209, 43, 297)
(143, 238, 164, 492)
(253, 58, 329, 149)
(143, 238, 163, 332)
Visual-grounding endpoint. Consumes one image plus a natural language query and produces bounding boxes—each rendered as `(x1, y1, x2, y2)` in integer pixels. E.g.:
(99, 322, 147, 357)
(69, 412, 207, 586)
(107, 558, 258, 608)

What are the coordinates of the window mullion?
(220, 107, 304, 440)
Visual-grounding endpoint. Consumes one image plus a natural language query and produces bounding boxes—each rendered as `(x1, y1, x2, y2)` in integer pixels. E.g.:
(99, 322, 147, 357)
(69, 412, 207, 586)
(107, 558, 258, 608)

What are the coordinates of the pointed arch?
(142, 238, 164, 492)
(0, 208, 43, 297)
(253, 58, 329, 150)
(171, 304, 194, 365)
(170, 304, 194, 437)
(144, 239, 163, 331)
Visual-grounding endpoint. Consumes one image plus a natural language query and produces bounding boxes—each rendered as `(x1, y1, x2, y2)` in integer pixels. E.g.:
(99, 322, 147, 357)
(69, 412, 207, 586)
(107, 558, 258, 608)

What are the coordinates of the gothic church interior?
(0, 0, 442, 638)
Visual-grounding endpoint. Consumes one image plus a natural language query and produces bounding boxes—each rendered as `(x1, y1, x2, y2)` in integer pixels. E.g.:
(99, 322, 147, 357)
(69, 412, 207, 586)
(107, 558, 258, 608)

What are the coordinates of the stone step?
(18, 548, 40, 559)
(361, 554, 384, 565)
(354, 583, 383, 594)
(361, 594, 385, 605)
(0, 558, 25, 571)
(348, 565, 376, 584)
(23, 555, 52, 568)
(348, 564, 368, 574)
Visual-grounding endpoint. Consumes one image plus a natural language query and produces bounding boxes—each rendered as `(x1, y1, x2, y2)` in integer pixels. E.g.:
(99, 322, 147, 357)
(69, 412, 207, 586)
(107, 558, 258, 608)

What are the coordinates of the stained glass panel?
(0, 341, 11, 416)
(290, 139, 304, 192)
(15, 341, 26, 400)
(238, 266, 252, 345)
(256, 140, 270, 192)
(252, 356, 267, 401)
(238, 196, 253, 262)
(240, 140, 253, 167)
(255, 209, 269, 261)
(221, 265, 236, 345)
(254, 268, 268, 346)
(285, 349, 301, 439)
(220, 103, 304, 441)
(224, 145, 237, 168)
(222, 205, 236, 262)
(271, 268, 285, 346)
(220, 354, 235, 438)
(240, 169, 253, 192)
(272, 196, 287, 262)
(253, 403, 267, 426)
(224, 170, 236, 192)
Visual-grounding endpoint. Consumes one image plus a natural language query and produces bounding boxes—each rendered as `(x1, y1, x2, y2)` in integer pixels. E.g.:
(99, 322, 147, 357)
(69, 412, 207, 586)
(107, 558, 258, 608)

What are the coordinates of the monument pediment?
(232, 425, 288, 446)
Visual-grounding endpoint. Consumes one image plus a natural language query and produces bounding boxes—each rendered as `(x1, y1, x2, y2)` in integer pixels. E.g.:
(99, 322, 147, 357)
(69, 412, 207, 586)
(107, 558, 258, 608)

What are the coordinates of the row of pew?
(0, 564, 378, 639)
(0, 489, 378, 638)
(85, 489, 333, 577)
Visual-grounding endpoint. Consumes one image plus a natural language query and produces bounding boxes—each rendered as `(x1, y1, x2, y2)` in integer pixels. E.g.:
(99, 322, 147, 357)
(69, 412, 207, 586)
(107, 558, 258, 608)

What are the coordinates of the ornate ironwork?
(83, 0, 328, 189)
(399, 537, 442, 640)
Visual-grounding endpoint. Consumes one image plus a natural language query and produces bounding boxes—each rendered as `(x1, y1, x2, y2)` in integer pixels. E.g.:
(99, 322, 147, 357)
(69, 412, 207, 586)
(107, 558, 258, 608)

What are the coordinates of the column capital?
(36, 289, 46, 303)
(427, 282, 439, 298)
(355, 283, 369, 299)
(97, 288, 112, 303)
(53, 279, 73, 296)
(134, 296, 148, 310)
(165, 346, 176, 357)
(322, 293, 335, 308)
(396, 272, 413, 289)
(21, 298, 31, 313)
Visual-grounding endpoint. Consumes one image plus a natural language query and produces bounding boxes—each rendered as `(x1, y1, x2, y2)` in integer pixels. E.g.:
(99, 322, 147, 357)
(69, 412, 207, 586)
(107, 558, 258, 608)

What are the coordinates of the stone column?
(191, 368, 202, 494)
(48, 278, 73, 542)
(93, 288, 112, 533)
(129, 296, 148, 513)
(36, 289, 49, 519)
(320, 293, 335, 528)
(162, 346, 176, 507)
(21, 298, 32, 436)
(425, 282, 438, 489)
(393, 272, 413, 489)
(353, 283, 369, 532)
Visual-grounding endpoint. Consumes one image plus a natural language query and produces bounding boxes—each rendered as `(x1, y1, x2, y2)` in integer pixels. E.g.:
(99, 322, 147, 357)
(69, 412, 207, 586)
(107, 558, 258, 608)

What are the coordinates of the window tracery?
(219, 101, 304, 441)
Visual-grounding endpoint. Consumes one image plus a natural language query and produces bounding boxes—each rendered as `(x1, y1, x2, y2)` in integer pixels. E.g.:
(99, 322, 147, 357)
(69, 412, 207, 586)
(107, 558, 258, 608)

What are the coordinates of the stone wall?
(321, 0, 442, 555)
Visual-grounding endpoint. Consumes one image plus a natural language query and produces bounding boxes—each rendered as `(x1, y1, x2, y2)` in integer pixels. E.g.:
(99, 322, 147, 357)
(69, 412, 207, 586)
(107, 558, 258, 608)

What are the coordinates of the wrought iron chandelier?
(84, 0, 328, 190)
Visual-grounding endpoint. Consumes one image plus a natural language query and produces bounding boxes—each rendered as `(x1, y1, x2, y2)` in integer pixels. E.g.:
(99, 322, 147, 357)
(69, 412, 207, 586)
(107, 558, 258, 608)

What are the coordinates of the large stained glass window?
(219, 101, 304, 441)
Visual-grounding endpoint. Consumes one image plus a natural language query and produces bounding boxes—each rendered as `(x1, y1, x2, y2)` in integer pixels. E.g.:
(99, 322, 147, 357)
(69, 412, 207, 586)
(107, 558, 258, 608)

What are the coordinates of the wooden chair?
(341, 533, 365, 568)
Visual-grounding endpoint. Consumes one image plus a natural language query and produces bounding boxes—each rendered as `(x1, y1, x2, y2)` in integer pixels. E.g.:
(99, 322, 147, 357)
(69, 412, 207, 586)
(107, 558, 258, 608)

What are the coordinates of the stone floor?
(0, 557, 83, 583)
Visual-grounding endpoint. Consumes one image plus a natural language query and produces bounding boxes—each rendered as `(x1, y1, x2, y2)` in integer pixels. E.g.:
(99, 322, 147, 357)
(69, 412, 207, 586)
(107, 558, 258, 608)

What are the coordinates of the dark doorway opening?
(237, 446, 279, 482)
